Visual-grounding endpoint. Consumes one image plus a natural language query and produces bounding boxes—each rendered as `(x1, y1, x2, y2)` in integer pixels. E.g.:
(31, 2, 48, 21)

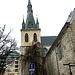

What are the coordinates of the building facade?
(44, 9, 75, 75)
(4, 52, 19, 75)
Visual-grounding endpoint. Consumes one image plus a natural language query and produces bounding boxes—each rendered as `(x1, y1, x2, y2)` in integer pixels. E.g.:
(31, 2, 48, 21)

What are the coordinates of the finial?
(23, 15, 24, 22)
(36, 14, 38, 18)
(36, 14, 39, 24)
(23, 15, 24, 19)
(22, 15, 25, 29)
(22, 15, 25, 24)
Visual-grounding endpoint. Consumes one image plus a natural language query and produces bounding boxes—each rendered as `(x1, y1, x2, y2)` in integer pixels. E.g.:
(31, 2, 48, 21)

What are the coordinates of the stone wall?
(44, 11, 75, 75)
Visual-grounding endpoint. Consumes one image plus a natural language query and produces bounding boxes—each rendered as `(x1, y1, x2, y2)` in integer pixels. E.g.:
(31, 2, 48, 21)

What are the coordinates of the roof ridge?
(41, 36, 57, 37)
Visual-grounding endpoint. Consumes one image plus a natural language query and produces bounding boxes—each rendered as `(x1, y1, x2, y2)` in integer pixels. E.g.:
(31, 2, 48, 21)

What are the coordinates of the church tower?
(21, 0, 41, 54)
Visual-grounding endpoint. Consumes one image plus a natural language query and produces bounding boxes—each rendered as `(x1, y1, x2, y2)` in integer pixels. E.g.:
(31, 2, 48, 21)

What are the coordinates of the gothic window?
(25, 33, 28, 42)
(33, 33, 37, 42)
(58, 44, 62, 60)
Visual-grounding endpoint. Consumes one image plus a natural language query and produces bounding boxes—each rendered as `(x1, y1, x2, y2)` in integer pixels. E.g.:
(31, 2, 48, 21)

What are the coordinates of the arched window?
(43, 48, 48, 57)
(25, 33, 28, 42)
(33, 33, 37, 42)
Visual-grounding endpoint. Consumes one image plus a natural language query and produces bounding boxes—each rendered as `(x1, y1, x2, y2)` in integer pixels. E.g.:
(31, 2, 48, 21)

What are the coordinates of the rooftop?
(41, 36, 57, 46)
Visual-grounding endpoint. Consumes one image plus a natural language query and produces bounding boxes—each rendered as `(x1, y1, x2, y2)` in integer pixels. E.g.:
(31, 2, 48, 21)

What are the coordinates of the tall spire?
(26, 0, 35, 29)
(26, 0, 40, 29)
(27, 0, 32, 13)
(28, 0, 31, 6)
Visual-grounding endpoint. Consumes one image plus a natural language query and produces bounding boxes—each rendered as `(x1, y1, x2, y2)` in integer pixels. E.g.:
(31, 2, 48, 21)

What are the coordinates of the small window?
(33, 33, 37, 42)
(6, 69, 12, 72)
(15, 61, 18, 64)
(43, 48, 48, 56)
(15, 65, 18, 68)
(15, 69, 18, 72)
(25, 33, 28, 42)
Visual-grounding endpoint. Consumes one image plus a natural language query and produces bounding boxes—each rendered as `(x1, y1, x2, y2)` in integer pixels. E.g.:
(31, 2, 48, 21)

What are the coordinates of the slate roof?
(41, 36, 57, 46)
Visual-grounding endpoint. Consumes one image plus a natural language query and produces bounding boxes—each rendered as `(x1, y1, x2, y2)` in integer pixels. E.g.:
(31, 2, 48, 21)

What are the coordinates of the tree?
(0, 25, 18, 75)
(23, 42, 43, 75)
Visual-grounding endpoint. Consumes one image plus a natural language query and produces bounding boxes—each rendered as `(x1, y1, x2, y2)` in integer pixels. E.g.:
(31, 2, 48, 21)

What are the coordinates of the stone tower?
(21, 0, 41, 55)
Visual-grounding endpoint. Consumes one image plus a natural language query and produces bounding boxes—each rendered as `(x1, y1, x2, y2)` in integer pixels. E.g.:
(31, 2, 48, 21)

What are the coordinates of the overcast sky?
(0, 0, 75, 47)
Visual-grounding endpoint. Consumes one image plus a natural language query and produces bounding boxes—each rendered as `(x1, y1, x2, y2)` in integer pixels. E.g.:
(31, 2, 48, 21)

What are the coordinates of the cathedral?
(20, 0, 75, 75)
(4, 0, 75, 75)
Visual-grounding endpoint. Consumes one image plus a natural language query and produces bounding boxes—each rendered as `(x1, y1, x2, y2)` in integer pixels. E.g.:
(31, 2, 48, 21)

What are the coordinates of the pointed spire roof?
(36, 15, 39, 24)
(22, 15, 25, 24)
(26, 0, 35, 29)
(36, 17, 39, 24)
(28, 0, 31, 6)
(35, 15, 39, 28)
(27, 0, 32, 13)
(22, 15, 25, 29)
(21, 0, 40, 30)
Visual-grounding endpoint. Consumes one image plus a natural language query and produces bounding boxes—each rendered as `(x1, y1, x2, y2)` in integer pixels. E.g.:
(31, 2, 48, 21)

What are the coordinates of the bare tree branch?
(0, 25, 18, 75)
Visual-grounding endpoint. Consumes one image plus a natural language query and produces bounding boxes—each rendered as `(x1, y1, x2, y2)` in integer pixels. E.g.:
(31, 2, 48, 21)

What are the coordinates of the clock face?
(28, 21, 33, 26)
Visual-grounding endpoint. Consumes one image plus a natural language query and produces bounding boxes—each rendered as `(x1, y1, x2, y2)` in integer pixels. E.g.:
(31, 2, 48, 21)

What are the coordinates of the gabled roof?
(45, 9, 75, 57)
(41, 36, 57, 46)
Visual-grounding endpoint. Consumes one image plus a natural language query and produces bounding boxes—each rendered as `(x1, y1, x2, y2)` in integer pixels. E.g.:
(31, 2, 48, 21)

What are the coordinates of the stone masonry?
(43, 9, 75, 75)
